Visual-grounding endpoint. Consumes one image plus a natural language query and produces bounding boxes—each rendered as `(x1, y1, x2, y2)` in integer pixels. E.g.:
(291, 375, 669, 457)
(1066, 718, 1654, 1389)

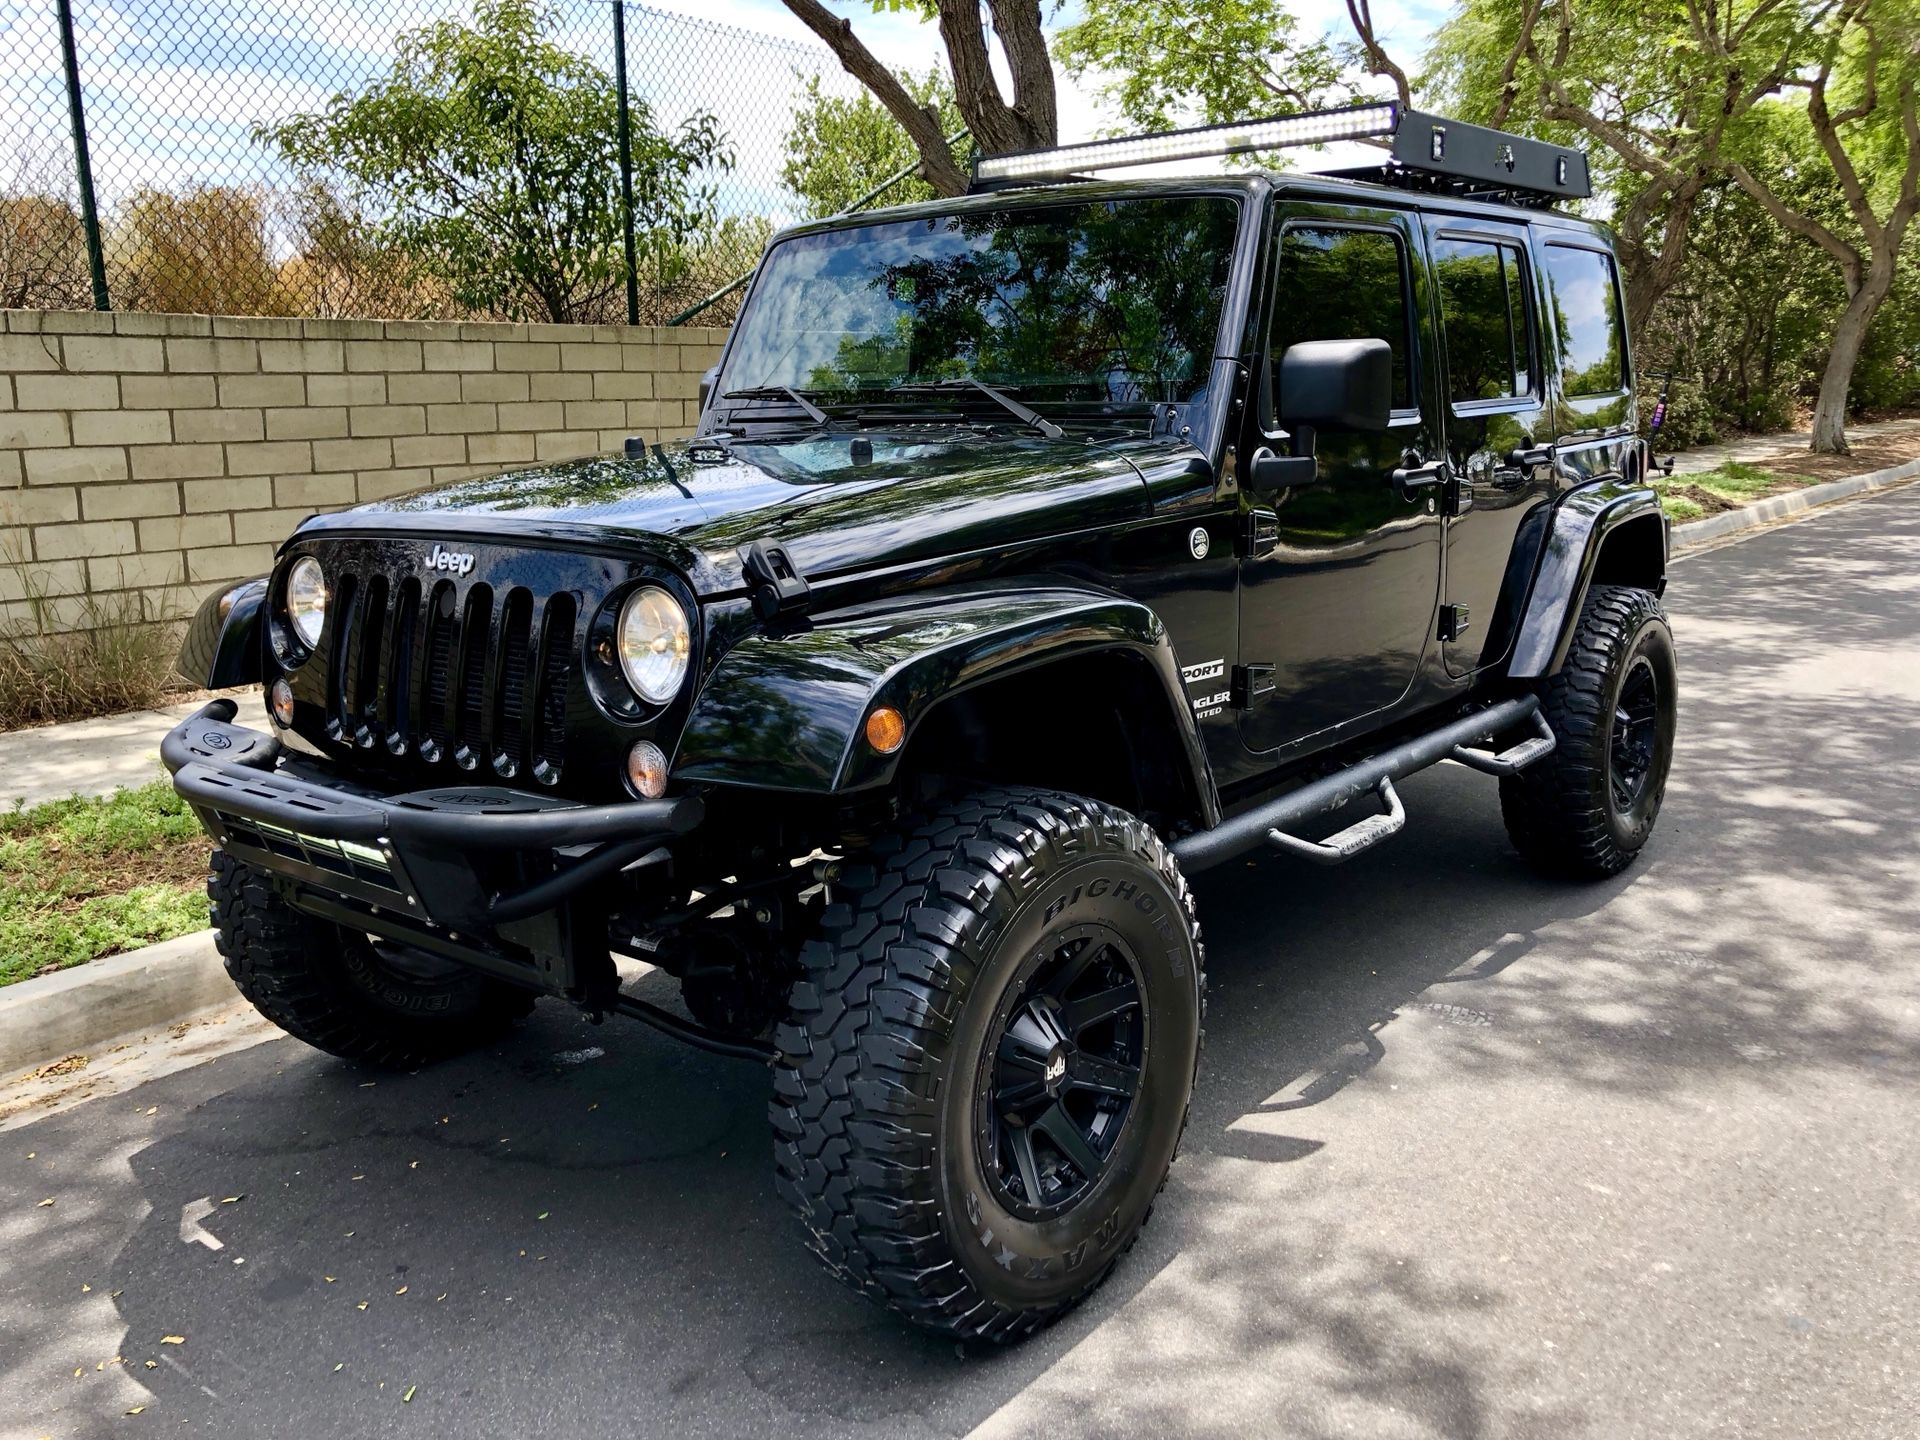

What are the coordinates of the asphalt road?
(5, 485, 1918, 1440)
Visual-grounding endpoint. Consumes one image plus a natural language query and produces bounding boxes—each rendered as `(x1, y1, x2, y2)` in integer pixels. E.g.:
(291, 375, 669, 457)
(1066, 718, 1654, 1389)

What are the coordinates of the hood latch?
(739, 541, 811, 621)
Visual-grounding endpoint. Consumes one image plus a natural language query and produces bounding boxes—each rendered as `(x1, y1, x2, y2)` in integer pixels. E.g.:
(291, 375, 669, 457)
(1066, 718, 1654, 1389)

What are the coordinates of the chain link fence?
(0, 0, 862, 325)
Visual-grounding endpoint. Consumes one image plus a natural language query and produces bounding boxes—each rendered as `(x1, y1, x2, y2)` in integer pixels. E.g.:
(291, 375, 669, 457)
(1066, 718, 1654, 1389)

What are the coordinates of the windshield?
(718, 195, 1242, 414)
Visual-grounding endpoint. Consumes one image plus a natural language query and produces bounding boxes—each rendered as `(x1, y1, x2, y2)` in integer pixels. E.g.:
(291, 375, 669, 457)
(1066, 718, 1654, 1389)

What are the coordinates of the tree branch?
(776, 0, 968, 195)
(1344, 0, 1412, 108)
(1726, 160, 1861, 275)
(983, 0, 1057, 143)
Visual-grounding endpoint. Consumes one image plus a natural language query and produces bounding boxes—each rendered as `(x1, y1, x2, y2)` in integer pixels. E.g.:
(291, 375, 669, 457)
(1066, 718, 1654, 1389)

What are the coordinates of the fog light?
(865, 705, 906, 755)
(626, 739, 669, 798)
(268, 678, 295, 727)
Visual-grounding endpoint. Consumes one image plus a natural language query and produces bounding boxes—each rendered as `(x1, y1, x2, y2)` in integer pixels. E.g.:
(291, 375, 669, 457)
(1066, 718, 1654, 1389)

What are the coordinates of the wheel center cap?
(1042, 1046, 1069, 1094)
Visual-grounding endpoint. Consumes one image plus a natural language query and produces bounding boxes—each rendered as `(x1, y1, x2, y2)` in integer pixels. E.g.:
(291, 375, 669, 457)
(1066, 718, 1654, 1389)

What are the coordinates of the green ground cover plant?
(0, 781, 209, 987)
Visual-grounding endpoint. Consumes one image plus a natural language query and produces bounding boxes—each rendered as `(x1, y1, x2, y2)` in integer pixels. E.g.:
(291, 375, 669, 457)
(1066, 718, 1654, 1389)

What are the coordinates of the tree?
(262, 0, 730, 323)
(1423, 0, 1810, 348)
(117, 186, 287, 317)
(781, 68, 962, 218)
(1723, 2, 1920, 450)
(1422, 0, 1916, 451)
(1054, 0, 1352, 138)
(775, 1, 1055, 197)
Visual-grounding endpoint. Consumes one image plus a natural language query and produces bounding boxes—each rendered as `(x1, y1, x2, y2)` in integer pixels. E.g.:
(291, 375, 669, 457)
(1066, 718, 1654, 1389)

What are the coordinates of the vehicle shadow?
(57, 491, 1920, 1438)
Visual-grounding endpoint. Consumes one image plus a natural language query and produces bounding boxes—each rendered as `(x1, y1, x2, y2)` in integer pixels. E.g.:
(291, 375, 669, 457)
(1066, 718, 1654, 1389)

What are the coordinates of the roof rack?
(969, 102, 1591, 206)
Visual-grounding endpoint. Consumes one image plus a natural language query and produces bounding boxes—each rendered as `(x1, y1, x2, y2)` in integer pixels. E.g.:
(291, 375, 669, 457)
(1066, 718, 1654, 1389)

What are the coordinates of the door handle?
(1507, 444, 1554, 472)
(1391, 459, 1446, 498)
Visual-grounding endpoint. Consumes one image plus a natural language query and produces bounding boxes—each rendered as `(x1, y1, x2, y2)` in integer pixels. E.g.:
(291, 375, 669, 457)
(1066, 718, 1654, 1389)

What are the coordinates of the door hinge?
(1438, 604, 1472, 642)
(1231, 663, 1276, 708)
(1242, 507, 1280, 559)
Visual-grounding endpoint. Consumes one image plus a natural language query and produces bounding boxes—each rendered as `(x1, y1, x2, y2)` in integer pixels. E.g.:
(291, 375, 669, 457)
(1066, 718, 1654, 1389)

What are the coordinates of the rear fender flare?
(176, 577, 269, 689)
(1508, 482, 1667, 678)
(673, 582, 1218, 823)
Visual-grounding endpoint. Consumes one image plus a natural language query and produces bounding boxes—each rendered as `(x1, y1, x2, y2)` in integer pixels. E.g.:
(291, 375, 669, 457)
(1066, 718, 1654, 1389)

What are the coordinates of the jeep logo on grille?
(425, 545, 476, 576)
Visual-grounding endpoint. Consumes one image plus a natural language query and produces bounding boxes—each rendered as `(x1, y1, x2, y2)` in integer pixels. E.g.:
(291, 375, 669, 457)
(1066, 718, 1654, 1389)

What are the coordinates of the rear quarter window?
(1543, 244, 1626, 397)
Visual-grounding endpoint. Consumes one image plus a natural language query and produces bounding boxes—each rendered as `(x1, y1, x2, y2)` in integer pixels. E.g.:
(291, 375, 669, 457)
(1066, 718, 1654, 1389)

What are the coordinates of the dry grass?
(0, 577, 190, 729)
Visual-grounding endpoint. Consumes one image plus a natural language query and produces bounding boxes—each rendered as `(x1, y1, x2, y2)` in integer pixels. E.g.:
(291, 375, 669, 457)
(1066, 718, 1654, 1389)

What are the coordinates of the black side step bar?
(1172, 696, 1548, 874)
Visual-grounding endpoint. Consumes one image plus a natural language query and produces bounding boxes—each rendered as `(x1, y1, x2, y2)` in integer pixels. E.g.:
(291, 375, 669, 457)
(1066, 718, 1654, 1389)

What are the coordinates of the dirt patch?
(1666, 483, 1740, 514)
(1742, 433, 1920, 485)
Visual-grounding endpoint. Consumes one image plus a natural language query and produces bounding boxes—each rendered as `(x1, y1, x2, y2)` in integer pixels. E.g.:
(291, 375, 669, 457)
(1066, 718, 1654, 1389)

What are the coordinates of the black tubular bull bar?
(163, 699, 702, 932)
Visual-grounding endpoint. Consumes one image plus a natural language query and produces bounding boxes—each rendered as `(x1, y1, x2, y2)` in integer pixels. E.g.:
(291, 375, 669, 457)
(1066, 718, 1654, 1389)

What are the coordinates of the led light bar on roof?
(972, 102, 1401, 185)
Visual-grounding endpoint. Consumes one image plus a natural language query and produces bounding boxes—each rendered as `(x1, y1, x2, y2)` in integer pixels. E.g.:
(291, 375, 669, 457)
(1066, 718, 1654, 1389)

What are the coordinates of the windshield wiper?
(888, 379, 1065, 440)
(720, 385, 830, 426)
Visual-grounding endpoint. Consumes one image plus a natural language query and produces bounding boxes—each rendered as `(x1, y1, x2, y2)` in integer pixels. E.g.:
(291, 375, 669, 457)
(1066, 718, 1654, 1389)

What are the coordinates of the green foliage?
(261, 0, 731, 323)
(0, 781, 208, 987)
(1055, 0, 1350, 143)
(781, 69, 961, 220)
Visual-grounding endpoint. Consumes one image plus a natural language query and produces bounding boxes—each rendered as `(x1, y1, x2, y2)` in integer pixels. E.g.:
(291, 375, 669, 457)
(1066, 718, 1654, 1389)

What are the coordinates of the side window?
(1433, 236, 1533, 403)
(1274, 226, 1412, 409)
(1543, 244, 1626, 396)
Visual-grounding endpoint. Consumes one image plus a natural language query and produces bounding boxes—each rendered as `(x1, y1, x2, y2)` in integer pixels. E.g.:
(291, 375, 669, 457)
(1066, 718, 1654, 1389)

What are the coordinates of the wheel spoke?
(1068, 1052, 1140, 1098)
(1008, 1123, 1045, 1204)
(1034, 1101, 1104, 1180)
(1060, 984, 1139, 1035)
(1040, 937, 1106, 1002)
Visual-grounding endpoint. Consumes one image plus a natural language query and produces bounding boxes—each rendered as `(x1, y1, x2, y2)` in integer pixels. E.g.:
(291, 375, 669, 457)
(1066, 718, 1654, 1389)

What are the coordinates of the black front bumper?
(164, 700, 702, 933)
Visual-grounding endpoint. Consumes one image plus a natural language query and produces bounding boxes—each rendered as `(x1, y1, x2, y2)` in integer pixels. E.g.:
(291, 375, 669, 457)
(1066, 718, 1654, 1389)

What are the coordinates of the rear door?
(1237, 202, 1446, 755)
(1423, 216, 1554, 676)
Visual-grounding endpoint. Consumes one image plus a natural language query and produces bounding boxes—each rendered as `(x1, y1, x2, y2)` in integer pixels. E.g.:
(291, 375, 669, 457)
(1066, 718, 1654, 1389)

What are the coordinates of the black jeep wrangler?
(164, 106, 1675, 1342)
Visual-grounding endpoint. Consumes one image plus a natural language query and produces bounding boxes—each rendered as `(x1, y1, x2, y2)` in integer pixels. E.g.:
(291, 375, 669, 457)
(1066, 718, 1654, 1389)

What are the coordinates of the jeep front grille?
(321, 565, 578, 786)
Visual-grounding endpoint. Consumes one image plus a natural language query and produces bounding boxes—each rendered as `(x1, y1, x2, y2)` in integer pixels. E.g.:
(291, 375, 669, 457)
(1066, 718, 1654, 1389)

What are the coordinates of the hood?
(305, 429, 1169, 595)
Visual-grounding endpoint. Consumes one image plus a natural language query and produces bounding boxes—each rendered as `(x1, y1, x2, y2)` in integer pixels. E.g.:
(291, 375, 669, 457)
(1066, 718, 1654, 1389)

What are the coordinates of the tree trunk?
(1809, 286, 1876, 454)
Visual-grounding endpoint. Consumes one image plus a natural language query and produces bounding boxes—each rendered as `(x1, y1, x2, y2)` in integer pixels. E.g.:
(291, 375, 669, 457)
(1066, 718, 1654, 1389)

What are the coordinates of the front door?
(1424, 217, 1555, 675)
(1237, 204, 1445, 755)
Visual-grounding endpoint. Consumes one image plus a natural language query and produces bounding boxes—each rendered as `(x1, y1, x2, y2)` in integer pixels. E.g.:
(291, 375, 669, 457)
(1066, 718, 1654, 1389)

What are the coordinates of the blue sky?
(0, 0, 1453, 223)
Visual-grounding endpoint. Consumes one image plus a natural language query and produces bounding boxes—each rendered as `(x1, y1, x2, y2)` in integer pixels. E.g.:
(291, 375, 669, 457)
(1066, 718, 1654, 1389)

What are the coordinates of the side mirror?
(1245, 339, 1394, 494)
(1278, 338, 1393, 432)
(698, 364, 719, 413)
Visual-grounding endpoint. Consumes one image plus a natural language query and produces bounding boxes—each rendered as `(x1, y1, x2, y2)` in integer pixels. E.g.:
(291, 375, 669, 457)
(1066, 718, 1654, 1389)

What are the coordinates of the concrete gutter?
(1672, 454, 1920, 551)
(0, 930, 230, 1080)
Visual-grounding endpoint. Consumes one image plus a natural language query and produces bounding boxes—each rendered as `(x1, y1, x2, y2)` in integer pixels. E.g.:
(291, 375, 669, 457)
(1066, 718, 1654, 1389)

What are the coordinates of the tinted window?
(721, 197, 1240, 406)
(1433, 236, 1532, 402)
(1544, 244, 1625, 396)
(1274, 226, 1412, 408)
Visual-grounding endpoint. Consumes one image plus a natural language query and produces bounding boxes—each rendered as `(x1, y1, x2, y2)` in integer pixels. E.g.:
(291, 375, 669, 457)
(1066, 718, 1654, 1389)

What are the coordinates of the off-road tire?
(210, 849, 535, 1069)
(1501, 584, 1677, 877)
(771, 788, 1205, 1343)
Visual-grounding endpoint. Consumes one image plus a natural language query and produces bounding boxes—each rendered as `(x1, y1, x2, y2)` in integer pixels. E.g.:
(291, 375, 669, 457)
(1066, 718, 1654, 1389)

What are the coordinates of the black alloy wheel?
(1608, 655, 1662, 813)
(979, 924, 1146, 1221)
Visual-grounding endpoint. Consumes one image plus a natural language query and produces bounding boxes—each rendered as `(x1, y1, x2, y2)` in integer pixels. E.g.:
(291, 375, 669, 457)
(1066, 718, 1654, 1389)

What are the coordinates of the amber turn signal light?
(865, 705, 906, 754)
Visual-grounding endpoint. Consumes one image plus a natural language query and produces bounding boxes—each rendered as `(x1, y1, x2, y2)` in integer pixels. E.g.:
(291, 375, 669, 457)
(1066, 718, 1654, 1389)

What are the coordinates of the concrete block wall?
(0, 309, 727, 635)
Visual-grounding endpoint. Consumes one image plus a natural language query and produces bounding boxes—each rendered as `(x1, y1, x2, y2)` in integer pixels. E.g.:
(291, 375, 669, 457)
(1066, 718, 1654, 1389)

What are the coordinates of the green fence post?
(613, 0, 639, 327)
(56, 0, 110, 310)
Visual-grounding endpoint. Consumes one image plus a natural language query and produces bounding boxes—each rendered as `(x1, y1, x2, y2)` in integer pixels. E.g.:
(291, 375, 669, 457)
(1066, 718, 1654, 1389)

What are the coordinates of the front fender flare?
(674, 581, 1217, 822)
(175, 577, 269, 689)
(1508, 482, 1667, 678)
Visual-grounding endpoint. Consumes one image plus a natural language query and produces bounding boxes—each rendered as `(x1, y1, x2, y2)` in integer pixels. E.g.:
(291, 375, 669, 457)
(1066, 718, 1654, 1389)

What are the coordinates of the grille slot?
(532, 593, 576, 786)
(421, 580, 456, 762)
(454, 584, 494, 770)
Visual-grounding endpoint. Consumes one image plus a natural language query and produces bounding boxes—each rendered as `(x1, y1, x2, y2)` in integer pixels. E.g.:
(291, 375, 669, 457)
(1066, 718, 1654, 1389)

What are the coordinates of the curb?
(0, 930, 232, 1080)
(1672, 454, 1920, 551)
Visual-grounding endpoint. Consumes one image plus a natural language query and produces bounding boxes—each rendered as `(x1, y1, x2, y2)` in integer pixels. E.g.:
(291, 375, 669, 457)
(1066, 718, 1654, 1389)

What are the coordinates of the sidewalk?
(1665, 414, 1920, 475)
(0, 691, 268, 810)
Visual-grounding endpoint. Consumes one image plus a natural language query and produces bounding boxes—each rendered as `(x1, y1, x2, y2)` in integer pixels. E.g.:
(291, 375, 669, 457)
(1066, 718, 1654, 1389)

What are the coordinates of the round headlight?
(287, 556, 328, 649)
(616, 585, 691, 704)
